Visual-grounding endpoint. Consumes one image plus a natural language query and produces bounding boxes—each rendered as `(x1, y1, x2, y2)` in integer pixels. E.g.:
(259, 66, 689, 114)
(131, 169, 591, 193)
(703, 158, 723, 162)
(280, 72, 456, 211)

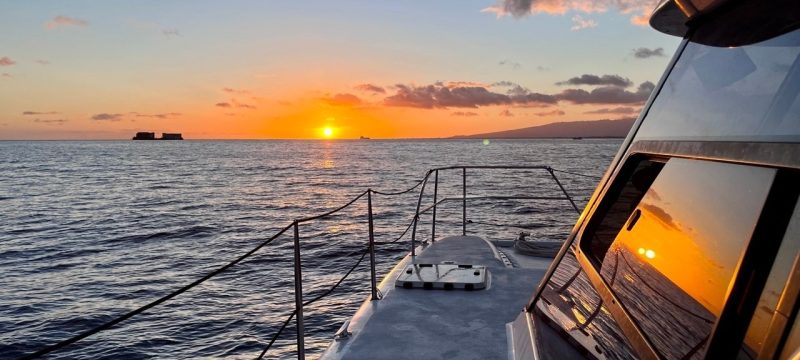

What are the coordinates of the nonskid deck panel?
(322, 235, 552, 359)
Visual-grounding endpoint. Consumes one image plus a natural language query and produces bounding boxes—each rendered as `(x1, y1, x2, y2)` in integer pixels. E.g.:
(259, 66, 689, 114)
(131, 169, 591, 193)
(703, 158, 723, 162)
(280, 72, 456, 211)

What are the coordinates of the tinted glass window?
(533, 247, 638, 359)
(583, 159, 664, 264)
(781, 317, 800, 360)
(745, 202, 800, 358)
(637, 28, 800, 141)
(598, 159, 775, 358)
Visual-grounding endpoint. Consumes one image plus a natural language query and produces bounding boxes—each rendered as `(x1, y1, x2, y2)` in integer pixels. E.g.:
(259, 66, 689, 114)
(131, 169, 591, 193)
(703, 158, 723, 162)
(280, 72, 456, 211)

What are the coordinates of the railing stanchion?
(292, 221, 305, 360)
(547, 167, 580, 214)
(367, 190, 378, 301)
(462, 167, 467, 236)
(411, 171, 430, 258)
(431, 170, 438, 243)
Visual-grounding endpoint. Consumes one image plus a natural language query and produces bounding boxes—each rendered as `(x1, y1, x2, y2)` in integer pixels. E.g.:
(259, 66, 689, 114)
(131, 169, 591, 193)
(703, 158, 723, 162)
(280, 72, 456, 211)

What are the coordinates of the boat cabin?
(325, 0, 800, 358)
(513, 0, 800, 358)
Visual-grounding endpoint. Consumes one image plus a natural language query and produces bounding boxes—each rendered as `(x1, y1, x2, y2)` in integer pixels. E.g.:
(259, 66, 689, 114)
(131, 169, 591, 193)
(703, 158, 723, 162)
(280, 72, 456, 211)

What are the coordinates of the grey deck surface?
(324, 236, 549, 360)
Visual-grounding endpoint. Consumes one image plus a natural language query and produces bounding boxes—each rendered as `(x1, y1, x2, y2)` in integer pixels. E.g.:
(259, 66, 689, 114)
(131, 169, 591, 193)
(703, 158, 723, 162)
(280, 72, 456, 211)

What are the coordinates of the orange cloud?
(46, 16, 89, 29)
(322, 93, 363, 107)
(482, 0, 656, 26)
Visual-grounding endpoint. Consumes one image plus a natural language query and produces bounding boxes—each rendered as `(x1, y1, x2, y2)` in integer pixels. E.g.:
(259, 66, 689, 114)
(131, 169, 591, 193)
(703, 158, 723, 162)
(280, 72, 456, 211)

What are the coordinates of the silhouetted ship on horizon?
(132, 132, 183, 140)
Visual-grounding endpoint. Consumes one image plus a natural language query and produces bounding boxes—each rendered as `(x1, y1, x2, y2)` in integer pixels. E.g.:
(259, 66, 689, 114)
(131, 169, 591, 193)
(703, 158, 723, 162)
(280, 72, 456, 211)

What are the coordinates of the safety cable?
(256, 247, 369, 359)
(550, 168, 603, 179)
(21, 222, 294, 360)
(20, 165, 597, 359)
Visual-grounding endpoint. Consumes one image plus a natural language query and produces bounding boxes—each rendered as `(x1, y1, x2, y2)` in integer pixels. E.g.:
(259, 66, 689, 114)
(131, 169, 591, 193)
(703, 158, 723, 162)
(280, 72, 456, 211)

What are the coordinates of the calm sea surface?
(0, 139, 619, 359)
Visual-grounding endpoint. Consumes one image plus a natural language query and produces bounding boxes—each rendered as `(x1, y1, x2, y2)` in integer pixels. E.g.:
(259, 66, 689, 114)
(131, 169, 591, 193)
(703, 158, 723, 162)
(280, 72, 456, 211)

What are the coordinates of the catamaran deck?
(322, 235, 553, 359)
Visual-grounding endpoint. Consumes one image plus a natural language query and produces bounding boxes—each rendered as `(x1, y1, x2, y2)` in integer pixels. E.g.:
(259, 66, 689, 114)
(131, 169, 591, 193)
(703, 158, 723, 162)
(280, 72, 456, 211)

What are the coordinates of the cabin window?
(532, 247, 638, 359)
(585, 158, 776, 358)
(581, 157, 664, 264)
(636, 27, 800, 142)
(780, 317, 800, 360)
(743, 202, 800, 358)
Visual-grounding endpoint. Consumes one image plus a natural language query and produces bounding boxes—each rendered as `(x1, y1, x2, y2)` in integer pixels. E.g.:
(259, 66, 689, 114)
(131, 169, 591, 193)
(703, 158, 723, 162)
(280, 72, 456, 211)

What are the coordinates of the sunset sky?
(0, 0, 680, 139)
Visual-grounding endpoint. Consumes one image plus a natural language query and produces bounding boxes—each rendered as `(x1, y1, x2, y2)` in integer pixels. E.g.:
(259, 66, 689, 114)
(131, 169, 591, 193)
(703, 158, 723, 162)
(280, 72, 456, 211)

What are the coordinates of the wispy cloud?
(534, 109, 565, 116)
(498, 59, 522, 70)
(382, 79, 651, 108)
(584, 106, 640, 114)
(557, 81, 654, 104)
(128, 19, 180, 38)
(35, 60, 51, 65)
(323, 93, 363, 107)
(384, 82, 557, 109)
(47, 16, 89, 29)
(354, 83, 386, 94)
(482, 0, 657, 26)
(218, 101, 255, 109)
(451, 111, 479, 117)
(222, 87, 250, 94)
(571, 15, 597, 31)
(492, 81, 518, 87)
(33, 118, 68, 125)
(632, 47, 665, 59)
(162, 29, 180, 37)
(1, 73, 11, 78)
(499, 109, 515, 117)
(91, 113, 124, 121)
(130, 112, 182, 119)
(556, 74, 632, 87)
(232, 99, 256, 109)
(0, 57, 15, 66)
(441, 81, 488, 89)
(23, 111, 60, 115)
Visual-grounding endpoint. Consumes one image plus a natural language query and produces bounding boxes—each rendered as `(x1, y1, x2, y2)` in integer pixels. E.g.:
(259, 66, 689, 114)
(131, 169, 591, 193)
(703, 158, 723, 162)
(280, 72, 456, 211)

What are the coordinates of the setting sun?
(323, 127, 333, 138)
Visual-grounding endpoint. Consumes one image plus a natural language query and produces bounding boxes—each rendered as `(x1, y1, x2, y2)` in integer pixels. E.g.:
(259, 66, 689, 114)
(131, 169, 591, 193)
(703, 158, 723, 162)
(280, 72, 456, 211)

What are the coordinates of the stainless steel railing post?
(547, 167, 580, 214)
(462, 167, 467, 236)
(367, 190, 378, 301)
(410, 171, 430, 258)
(431, 170, 438, 243)
(292, 221, 305, 360)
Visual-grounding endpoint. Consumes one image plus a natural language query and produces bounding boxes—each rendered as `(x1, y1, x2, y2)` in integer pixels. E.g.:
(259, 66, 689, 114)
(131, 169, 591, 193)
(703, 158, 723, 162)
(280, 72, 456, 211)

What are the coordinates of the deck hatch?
(395, 264, 488, 290)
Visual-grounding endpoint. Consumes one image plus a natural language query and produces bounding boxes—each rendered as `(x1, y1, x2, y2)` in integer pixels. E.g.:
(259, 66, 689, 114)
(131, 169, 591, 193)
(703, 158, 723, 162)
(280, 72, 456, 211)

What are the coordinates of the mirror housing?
(649, 0, 800, 47)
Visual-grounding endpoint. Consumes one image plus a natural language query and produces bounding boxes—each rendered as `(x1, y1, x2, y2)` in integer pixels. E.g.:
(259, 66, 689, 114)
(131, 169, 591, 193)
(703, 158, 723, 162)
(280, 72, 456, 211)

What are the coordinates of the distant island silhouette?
(132, 132, 184, 140)
(451, 118, 635, 139)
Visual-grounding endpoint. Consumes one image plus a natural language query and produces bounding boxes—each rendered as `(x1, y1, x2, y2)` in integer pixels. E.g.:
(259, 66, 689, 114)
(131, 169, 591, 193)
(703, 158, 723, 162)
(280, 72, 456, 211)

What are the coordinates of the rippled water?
(0, 139, 619, 359)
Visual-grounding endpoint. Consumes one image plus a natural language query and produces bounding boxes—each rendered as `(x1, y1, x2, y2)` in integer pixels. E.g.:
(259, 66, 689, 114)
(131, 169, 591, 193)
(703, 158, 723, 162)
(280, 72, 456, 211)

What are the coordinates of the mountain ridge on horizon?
(451, 118, 635, 139)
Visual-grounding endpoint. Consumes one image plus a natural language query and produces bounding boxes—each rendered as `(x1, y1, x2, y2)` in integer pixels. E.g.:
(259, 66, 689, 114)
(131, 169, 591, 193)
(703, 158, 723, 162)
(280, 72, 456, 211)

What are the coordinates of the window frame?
(567, 140, 800, 359)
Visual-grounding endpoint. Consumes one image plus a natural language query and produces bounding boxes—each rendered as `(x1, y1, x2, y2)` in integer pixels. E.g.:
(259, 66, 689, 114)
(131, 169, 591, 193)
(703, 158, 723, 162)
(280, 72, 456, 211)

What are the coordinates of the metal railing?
(20, 165, 596, 360)
(407, 165, 582, 257)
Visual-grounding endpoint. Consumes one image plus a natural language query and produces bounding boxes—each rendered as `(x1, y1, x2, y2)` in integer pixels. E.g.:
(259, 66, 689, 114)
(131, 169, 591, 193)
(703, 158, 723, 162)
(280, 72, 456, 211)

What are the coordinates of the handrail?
(410, 170, 431, 257)
(407, 165, 586, 254)
(19, 165, 593, 360)
(296, 190, 369, 223)
(371, 176, 427, 196)
(18, 222, 295, 360)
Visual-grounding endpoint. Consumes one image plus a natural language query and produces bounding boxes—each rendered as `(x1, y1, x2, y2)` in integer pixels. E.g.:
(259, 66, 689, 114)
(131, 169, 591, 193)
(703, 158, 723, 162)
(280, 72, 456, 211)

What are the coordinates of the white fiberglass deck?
(321, 235, 553, 359)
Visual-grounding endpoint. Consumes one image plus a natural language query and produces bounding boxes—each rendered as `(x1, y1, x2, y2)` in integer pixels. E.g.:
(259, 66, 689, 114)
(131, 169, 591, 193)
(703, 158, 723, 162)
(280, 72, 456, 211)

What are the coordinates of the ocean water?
(0, 139, 619, 359)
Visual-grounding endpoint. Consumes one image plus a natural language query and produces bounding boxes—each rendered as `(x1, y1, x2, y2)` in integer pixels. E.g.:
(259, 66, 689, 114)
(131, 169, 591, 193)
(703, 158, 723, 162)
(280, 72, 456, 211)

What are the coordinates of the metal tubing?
(417, 196, 569, 216)
(429, 165, 549, 171)
(462, 167, 466, 236)
(410, 171, 430, 257)
(292, 221, 305, 360)
(547, 167, 580, 214)
(431, 170, 438, 243)
(367, 190, 378, 301)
